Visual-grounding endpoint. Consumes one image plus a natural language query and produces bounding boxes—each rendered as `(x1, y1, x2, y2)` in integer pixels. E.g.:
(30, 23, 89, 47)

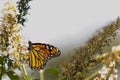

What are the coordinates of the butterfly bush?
(93, 45, 120, 80)
(60, 18, 120, 80)
(97, 62, 118, 80)
(0, 0, 27, 80)
(0, 0, 23, 66)
(98, 66, 110, 79)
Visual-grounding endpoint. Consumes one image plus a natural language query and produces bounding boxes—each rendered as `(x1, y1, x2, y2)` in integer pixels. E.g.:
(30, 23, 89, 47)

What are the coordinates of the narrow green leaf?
(6, 71, 19, 80)
(0, 56, 3, 64)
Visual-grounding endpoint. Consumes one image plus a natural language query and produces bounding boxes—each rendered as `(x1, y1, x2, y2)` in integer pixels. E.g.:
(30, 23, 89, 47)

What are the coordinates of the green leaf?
(0, 56, 3, 64)
(6, 71, 19, 80)
(26, 75, 32, 80)
(33, 79, 39, 80)
(45, 68, 59, 77)
(0, 56, 6, 72)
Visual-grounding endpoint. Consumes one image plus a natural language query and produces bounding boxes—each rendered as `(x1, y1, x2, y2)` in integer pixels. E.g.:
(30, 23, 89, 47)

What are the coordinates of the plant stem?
(39, 69, 44, 80)
(21, 64, 28, 80)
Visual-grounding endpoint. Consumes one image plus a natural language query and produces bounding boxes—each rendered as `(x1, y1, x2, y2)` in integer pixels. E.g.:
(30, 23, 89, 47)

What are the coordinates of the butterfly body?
(28, 41, 61, 70)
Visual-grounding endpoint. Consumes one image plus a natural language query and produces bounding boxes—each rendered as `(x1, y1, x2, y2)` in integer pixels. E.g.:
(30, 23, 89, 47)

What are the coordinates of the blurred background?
(1, 0, 120, 53)
(21, 0, 120, 54)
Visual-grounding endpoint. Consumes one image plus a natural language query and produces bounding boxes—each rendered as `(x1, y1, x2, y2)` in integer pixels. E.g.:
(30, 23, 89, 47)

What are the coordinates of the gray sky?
(1, 0, 120, 51)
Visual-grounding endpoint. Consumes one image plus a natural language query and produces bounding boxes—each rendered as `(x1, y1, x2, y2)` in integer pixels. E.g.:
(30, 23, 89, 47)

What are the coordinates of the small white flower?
(98, 70, 102, 74)
(101, 74, 106, 79)
(114, 74, 118, 79)
(108, 76, 114, 80)
(109, 61, 115, 67)
(114, 69, 118, 73)
(112, 45, 120, 51)
(107, 68, 110, 71)
(109, 74, 118, 80)
(103, 69, 108, 74)
(103, 66, 106, 69)
(112, 61, 115, 65)
(93, 77, 100, 80)
(112, 46, 116, 51)
(99, 66, 109, 75)
(109, 74, 114, 80)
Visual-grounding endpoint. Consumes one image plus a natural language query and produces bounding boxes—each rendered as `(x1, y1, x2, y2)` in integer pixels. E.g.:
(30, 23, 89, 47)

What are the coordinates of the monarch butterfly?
(28, 41, 61, 70)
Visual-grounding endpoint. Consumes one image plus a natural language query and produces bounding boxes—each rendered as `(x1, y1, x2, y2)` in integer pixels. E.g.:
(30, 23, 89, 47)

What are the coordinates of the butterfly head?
(28, 41, 32, 50)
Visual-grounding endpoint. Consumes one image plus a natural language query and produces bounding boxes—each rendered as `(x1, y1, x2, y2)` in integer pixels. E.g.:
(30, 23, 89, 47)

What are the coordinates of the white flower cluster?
(112, 45, 120, 51)
(98, 66, 110, 79)
(108, 74, 118, 80)
(98, 61, 118, 80)
(3, 0, 17, 16)
(109, 61, 116, 67)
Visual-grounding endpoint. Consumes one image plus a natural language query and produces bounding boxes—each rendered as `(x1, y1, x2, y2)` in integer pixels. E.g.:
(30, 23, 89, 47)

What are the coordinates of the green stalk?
(0, 57, 4, 80)
(39, 69, 44, 80)
(21, 63, 28, 80)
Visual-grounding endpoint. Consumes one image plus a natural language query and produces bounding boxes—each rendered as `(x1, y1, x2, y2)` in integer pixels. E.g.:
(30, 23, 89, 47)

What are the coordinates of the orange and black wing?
(28, 41, 61, 70)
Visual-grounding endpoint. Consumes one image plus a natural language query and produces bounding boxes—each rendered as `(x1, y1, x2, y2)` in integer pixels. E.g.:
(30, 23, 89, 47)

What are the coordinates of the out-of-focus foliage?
(44, 68, 59, 80)
(16, 0, 32, 26)
(59, 17, 120, 80)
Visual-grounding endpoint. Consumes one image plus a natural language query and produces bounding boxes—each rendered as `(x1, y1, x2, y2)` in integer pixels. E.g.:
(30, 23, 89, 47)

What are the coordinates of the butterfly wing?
(43, 44, 61, 59)
(29, 48, 45, 70)
(28, 41, 61, 70)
